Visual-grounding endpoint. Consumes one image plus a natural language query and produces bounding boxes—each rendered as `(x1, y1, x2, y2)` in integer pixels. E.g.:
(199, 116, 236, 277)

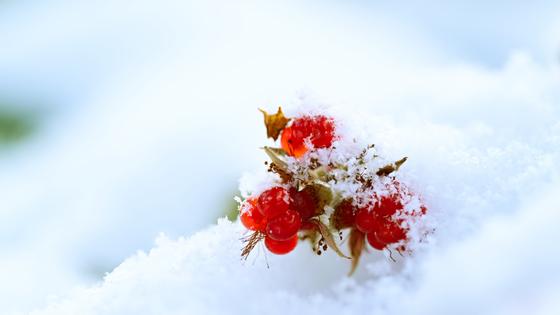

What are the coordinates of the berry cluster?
(239, 107, 428, 274)
(333, 181, 427, 253)
(239, 186, 319, 254)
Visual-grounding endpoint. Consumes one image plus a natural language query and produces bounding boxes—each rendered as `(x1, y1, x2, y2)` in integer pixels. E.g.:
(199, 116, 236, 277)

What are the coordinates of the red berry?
(308, 115, 335, 148)
(376, 220, 407, 244)
(355, 207, 380, 233)
(366, 232, 386, 250)
(257, 187, 290, 218)
(265, 235, 298, 255)
(280, 126, 306, 158)
(331, 199, 356, 230)
(239, 198, 266, 231)
(289, 187, 318, 220)
(377, 195, 403, 217)
(281, 115, 335, 157)
(266, 209, 301, 241)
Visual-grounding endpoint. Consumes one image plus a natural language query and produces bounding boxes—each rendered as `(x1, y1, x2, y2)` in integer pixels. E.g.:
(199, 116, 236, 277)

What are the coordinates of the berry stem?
(241, 231, 265, 260)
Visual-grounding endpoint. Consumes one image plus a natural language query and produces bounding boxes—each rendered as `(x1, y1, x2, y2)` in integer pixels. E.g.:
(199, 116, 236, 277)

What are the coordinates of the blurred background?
(1, 0, 559, 313)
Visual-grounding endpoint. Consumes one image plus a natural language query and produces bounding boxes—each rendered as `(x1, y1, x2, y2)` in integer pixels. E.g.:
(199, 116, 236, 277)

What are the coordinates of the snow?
(32, 185, 560, 315)
(32, 60, 560, 313)
(1, 0, 559, 314)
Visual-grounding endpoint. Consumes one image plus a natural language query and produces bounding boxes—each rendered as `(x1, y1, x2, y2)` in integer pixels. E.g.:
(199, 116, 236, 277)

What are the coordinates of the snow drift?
(33, 55, 560, 313)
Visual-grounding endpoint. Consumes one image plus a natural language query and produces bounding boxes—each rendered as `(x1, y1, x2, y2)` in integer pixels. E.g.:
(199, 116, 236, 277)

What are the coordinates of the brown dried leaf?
(348, 228, 365, 276)
(310, 180, 333, 209)
(268, 162, 292, 183)
(299, 222, 321, 248)
(263, 146, 289, 170)
(265, 146, 287, 157)
(259, 107, 290, 140)
(376, 157, 408, 176)
(295, 180, 336, 215)
(394, 156, 408, 169)
(312, 219, 350, 259)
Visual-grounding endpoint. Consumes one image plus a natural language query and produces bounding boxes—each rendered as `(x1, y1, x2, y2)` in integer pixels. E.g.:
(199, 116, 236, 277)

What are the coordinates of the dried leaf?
(263, 146, 289, 170)
(348, 228, 365, 276)
(312, 219, 350, 259)
(308, 165, 329, 182)
(299, 222, 321, 248)
(329, 191, 344, 210)
(394, 156, 408, 169)
(265, 146, 287, 156)
(259, 107, 290, 140)
(376, 157, 408, 176)
(268, 162, 292, 183)
(295, 179, 336, 214)
(310, 180, 333, 209)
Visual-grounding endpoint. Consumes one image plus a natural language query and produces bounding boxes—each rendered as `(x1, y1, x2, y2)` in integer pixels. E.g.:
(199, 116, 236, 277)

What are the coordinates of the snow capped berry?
(239, 198, 266, 232)
(331, 199, 356, 230)
(257, 187, 290, 218)
(280, 115, 335, 157)
(377, 194, 403, 217)
(355, 207, 380, 233)
(366, 232, 386, 250)
(376, 220, 407, 245)
(266, 209, 301, 241)
(289, 187, 319, 220)
(265, 235, 298, 255)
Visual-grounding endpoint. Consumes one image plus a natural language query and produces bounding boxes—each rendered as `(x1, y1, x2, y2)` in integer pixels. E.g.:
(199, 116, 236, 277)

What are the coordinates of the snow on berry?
(280, 115, 336, 157)
(239, 198, 266, 232)
(238, 107, 430, 273)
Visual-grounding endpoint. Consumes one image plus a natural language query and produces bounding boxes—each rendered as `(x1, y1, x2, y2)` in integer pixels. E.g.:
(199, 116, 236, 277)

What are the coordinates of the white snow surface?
(1, 1, 560, 314)
(33, 190, 560, 315)
(34, 68, 560, 313)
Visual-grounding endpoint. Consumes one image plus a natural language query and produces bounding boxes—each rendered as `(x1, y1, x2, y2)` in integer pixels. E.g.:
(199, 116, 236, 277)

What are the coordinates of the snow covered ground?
(33, 193, 560, 315)
(1, 0, 559, 314)
(32, 83, 560, 313)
